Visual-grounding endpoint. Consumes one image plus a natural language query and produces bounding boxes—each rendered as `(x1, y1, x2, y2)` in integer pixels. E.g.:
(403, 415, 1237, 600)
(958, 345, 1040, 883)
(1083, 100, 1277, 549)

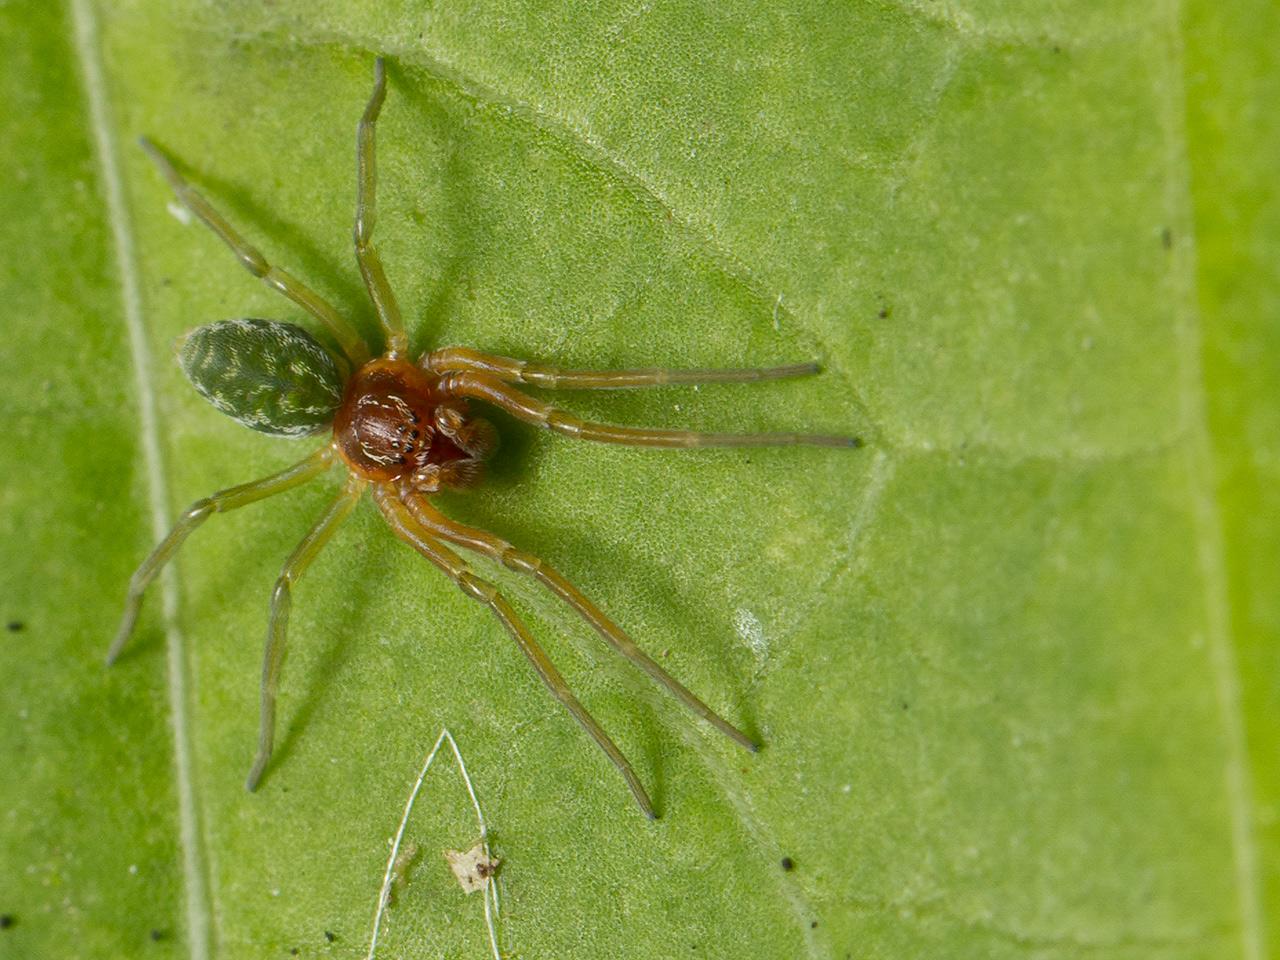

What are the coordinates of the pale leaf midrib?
(68, 0, 213, 957)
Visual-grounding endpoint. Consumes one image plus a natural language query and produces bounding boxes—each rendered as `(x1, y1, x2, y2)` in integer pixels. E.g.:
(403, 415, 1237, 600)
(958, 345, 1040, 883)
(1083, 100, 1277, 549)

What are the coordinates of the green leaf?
(2, 1, 1276, 958)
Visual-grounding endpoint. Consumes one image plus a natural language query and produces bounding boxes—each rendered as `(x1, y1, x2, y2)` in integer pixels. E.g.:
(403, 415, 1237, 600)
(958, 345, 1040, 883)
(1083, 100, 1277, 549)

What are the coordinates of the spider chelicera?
(109, 58, 858, 818)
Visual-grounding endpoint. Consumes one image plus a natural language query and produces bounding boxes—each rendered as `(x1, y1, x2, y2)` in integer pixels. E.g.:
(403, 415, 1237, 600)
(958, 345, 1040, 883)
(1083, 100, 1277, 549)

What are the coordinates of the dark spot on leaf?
(0, 914, 14, 929)
(149, 929, 165, 941)
(780, 856, 795, 871)
(1161, 227, 1173, 249)
(6, 621, 22, 632)
(902, 700, 909, 710)
(811, 920, 819, 929)
(324, 931, 336, 943)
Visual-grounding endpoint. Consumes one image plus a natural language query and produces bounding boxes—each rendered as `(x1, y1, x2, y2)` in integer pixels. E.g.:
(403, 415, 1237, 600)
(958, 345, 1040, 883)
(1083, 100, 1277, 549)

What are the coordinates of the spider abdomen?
(178, 318, 344, 438)
(333, 357, 442, 480)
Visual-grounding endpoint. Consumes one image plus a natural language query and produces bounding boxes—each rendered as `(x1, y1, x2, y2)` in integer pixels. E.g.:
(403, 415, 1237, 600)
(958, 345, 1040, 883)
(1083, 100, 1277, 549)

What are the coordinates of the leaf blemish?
(388, 841, 421, 906)
(733, 608, 767, 662)
(444, 842, 502, 894)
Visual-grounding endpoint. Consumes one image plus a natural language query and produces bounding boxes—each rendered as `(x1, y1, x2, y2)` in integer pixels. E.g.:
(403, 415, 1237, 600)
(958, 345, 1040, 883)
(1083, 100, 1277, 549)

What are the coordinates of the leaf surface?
(1, 1, 1276, 958)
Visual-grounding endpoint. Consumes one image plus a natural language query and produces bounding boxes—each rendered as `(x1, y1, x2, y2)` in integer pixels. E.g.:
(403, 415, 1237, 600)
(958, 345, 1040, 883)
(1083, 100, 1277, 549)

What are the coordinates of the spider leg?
(374, 487, 657, 818)
(403, 492, 758, 751)
(437, 372, 859, 448)
(425, 346, 823, 390)
(108, 448, 335, 665)
(247, 475, 366, 791)
(354, 57, 410, 358)
(138, 138, 367, 367)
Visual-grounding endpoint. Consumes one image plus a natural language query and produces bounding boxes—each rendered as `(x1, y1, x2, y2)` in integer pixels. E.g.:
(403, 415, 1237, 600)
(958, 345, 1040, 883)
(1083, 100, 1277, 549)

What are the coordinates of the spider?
(108, 57, 858, 819)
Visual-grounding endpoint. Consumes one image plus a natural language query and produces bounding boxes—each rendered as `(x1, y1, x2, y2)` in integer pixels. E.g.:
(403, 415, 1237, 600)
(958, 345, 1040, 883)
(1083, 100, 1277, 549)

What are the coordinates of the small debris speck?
(0, 914, 14, 929)
(444, 842, 501, 894)
(166, 199, 194, 226)
(149, 929, 165, 942)
(780, 857, 795, 872)
(6, 622, 22, 633)
(324, 931, 336, 943)
(811, 920, 819, 929)
(1161, 227, 1173, 250)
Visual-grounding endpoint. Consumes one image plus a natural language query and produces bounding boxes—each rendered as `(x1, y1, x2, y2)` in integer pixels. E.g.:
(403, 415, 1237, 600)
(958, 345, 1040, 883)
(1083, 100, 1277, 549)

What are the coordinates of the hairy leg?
(139, 138, 367, 366)
(425, 345, 822, 390)
(246, 475, 366, 791)
(108, 448, 335, 665)
(353, 57, 409, 357)
(404, 492, 757, 751)
(374, 487, 656, 818)
(437, 371, 859, 448)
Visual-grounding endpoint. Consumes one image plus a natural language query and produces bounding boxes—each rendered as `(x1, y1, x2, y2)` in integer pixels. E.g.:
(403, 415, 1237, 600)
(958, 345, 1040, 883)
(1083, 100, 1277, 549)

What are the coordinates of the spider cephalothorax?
(109, 58, 858, 818)
(333, 358, 496, 491)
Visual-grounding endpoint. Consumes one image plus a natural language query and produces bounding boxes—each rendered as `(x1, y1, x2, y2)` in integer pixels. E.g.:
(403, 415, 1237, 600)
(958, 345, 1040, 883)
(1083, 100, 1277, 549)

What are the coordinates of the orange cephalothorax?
(333, 358, 440, 481)
(333, 357, 495, 489)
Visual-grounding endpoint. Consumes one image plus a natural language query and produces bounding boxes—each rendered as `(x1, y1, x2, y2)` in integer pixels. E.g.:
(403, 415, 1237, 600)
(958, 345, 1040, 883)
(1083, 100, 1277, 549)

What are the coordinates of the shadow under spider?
(153, 150, 379, 349)
(387, 71, 485, 360)
(438, 491, 762, 734)
(269, 509, 381, 776)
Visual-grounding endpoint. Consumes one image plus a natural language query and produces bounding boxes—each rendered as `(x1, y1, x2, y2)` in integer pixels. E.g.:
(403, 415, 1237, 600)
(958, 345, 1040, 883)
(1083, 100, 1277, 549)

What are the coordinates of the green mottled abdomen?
(178, 319, 344, 437)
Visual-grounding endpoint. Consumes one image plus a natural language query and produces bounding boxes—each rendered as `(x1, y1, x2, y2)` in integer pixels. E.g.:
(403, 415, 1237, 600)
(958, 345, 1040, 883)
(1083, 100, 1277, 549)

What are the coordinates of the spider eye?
(178, 318, 344, 438)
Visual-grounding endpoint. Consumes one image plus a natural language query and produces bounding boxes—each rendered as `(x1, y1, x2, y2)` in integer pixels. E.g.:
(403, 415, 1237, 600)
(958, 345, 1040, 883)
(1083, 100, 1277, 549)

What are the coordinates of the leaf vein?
(69, 1, 213, 956)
